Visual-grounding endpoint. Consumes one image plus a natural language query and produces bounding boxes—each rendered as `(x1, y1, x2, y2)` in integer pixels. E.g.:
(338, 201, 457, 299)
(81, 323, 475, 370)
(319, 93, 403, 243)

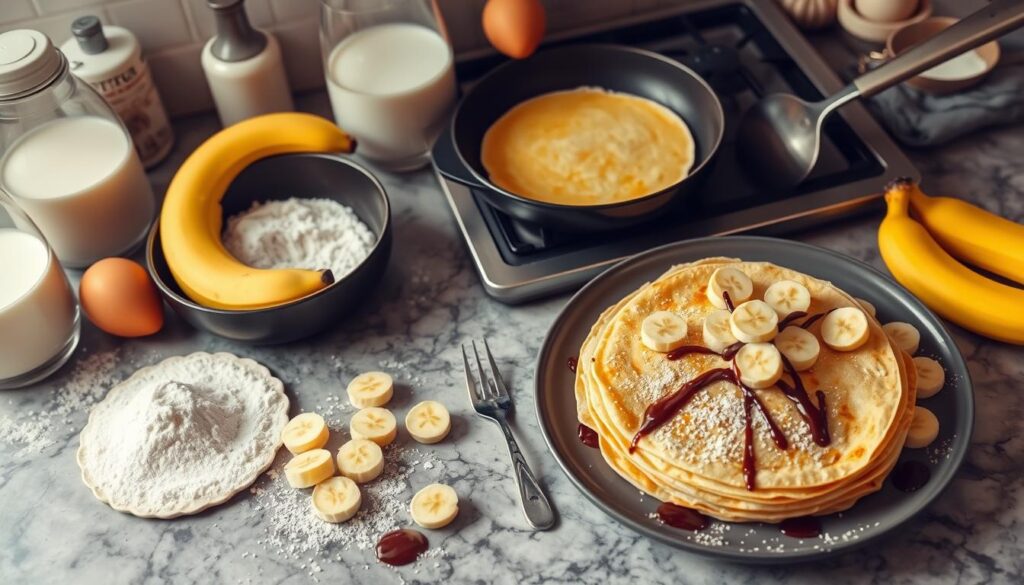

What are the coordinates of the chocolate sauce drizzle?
(629, 298, 833, 491)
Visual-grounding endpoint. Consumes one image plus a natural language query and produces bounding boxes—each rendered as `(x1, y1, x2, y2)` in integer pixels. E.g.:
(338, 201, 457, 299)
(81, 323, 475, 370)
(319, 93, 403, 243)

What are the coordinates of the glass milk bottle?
(320, 0, 457, 171)
(0, 187, 80, 389)
(0, 29, 156, 268)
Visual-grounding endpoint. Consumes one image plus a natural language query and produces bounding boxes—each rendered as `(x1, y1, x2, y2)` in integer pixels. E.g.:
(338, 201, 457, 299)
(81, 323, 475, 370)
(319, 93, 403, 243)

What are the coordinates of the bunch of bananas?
(878, 178, 1024, 344)
(160, 113, 355, 310)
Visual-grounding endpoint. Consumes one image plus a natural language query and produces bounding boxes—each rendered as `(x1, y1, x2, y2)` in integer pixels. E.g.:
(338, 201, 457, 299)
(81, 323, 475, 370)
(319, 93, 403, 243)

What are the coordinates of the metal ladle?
(736, 0, 1024, 190)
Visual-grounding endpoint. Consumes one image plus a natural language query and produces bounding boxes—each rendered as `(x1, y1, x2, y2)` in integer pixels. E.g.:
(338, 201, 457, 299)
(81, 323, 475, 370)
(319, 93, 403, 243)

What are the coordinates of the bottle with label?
(201, 0, 294, 127)
(61, 16, 174, 169)
(0, 29, 156, 268)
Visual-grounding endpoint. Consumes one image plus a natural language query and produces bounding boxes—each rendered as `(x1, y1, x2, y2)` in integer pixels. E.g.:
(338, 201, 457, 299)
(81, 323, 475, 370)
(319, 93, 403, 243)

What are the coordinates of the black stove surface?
(456, 3, 883, 266)
(435, 0, 917, 302)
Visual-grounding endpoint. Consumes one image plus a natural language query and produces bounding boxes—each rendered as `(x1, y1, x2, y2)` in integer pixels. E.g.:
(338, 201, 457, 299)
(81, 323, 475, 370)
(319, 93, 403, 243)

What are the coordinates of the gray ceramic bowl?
(146, 153, 392, 344)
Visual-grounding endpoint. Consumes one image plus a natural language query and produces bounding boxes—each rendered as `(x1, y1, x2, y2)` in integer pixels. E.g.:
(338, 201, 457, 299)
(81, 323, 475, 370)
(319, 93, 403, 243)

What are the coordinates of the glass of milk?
(0, 29, 155, 268)
(320, 0, 457, 171)
(0, 188, 80, 389)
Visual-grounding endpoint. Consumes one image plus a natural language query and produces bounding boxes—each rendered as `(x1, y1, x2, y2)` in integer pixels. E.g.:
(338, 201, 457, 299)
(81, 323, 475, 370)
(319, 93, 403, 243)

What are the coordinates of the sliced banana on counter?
(641, 311, 689, 352)
(312, 476, 361, 523)
(913, 357, 945, 399)
(774, 326, 820, 371)
(406, 400, 451, 444)
(281, 412, 330, 455)
(883, 321, 921, 355)
(730, 300, 779, 343)
(763, 280, 811, 318)
(347, 371, 394, 408)
(734, 343, 783, 389)
(708, 267, 753, 310)
(284, 448, 335, 489)
(905, 406, 939, 448)
(337, 439, 384, 484)
(350, 407, 398, 446)
(854, 297, 876, 318)
(410, 483, 459, 529)
(702, 309, 738, 353)
(821, 307, 869, 351)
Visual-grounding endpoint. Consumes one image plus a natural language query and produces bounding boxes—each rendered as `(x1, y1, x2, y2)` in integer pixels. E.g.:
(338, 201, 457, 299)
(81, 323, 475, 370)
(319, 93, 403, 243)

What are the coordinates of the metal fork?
(462, 338, 555, 530)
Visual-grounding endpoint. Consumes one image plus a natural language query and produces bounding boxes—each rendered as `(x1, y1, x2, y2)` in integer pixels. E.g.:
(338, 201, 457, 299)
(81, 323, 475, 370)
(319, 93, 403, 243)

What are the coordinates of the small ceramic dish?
(887, 17, 1000, 95)
(838, 0, 932, 44)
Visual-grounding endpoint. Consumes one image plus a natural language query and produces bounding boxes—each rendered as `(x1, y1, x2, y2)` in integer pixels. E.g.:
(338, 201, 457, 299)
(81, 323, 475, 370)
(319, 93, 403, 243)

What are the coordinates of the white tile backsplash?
(107, 0, 192, 52)
(1, 0, 671, 117)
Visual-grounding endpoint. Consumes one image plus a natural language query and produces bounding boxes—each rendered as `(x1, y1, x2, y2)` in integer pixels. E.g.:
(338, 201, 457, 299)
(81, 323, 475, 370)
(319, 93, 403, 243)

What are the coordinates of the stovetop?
(433, 0, 918, 304)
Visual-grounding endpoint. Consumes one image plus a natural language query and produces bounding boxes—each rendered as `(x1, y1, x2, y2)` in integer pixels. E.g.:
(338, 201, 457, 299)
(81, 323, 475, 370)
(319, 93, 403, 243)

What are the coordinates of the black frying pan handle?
(431, 124, 486, 189)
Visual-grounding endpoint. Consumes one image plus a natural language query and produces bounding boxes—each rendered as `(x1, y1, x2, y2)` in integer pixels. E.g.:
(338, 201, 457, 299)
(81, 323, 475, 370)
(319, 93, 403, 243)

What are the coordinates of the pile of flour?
(77, 353, 288, 517)
(223, 198, 376, 279)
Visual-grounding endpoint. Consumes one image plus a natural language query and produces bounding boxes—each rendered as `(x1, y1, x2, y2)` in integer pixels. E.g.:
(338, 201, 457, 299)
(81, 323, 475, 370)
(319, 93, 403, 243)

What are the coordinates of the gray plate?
(535, 236, 974, 563)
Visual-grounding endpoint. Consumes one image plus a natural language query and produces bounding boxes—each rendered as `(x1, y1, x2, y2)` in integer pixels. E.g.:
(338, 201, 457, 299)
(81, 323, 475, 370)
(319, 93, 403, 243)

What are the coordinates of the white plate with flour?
(77, 352, 290, 519)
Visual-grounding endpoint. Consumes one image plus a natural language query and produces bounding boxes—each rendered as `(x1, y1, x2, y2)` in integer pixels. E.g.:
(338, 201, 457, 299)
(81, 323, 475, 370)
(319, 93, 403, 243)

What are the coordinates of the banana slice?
(410, 483, 459, 529)
(284, 448, 335, 489)
(707, 267, 753, 310)
(336, 439, 384, 483)
(702, 309, 738, 353)
(346, 371, 394, 408)
(913, 356, 945, 399)
(405, 400, 451, 444)
(350, 407, 397, 446)
(763, 280, 811, 318)
(734, 343, 783, 389)
(854, 297, 877, 318)
(774, 326, 820, 371)
(882, 321, 921, 355)
(640, 311, 689, 352)
(311, 476, 361, 523)
(281, 412, 330, 455)
(730, 300, 779, 343)
(821, 307, 869, 351)
(905, 406, 939, 448)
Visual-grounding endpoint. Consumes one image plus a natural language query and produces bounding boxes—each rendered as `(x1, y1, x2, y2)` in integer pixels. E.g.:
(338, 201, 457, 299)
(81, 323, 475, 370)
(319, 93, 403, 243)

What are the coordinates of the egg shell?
(80, 258, 164, 337)
(483, 0, 546, 59)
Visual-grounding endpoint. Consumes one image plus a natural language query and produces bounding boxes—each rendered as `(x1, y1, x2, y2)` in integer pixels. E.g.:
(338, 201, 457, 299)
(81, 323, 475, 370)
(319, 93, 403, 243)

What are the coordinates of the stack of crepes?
(575, 258, 918, 522)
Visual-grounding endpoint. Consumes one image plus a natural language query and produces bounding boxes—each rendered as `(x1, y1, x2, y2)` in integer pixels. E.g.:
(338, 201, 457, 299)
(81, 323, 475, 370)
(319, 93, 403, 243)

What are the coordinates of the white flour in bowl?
(222, 198, 376, 280)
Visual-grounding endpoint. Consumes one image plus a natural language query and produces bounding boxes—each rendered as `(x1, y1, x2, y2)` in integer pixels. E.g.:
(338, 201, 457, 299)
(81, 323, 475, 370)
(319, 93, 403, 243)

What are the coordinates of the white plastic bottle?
(61, 16, 174, 169)
(201, 0, 294, 127)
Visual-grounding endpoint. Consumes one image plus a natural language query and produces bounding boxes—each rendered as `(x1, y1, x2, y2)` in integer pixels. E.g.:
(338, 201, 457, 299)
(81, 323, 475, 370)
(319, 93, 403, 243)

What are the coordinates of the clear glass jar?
(0, 186, 80, 388)
(320, 0, 457, 172)
(0, 29, 155, 268)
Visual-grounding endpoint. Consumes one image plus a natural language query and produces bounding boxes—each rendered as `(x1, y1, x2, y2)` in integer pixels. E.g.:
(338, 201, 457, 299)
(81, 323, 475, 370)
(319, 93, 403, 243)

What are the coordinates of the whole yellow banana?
(908, 183, 1024, 285)
(878, 178, 1024, 345)
(160, 112, 356, 310)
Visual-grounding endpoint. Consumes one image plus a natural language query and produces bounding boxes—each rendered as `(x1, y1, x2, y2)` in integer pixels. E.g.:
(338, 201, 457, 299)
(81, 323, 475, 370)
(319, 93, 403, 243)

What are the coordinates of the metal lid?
(70, 16, 109, 55)
(0, 29, 63, 99)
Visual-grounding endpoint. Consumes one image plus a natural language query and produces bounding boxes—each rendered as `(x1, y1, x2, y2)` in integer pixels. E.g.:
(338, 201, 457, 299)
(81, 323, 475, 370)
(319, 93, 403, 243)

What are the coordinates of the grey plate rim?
(534, 235, 974, 563)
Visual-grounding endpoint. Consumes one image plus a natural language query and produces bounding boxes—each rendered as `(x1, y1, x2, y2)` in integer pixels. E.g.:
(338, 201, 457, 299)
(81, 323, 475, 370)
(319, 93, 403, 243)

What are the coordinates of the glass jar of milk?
(0, 29, 155, 268)
(320, 0, 457, 171)
(0, 187, 80, 389)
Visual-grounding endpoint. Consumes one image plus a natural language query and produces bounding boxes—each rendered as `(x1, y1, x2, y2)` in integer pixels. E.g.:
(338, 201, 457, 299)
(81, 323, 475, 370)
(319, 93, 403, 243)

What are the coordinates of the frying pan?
(432, 44, 725, 232)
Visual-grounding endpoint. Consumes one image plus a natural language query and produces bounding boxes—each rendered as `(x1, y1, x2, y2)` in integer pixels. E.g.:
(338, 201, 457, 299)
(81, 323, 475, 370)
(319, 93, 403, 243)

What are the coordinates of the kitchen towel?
(862, 52, 1024, 147)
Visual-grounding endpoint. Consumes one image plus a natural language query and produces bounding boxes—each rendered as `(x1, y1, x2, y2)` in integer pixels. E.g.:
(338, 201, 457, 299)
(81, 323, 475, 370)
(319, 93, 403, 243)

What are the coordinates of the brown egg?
(80, 258, 164, 337)
(482, 0, 546, 59)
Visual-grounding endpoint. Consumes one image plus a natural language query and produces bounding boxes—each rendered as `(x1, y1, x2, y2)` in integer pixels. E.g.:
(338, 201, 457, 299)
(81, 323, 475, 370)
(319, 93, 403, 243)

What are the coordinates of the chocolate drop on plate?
(578, 423, 599, 448)
(376, 529, 429, 566)
(779, 516, 822, 538)
(567, 356, 578, 372)
(656, 502, 709, 531)
(891, 461, 930, 492)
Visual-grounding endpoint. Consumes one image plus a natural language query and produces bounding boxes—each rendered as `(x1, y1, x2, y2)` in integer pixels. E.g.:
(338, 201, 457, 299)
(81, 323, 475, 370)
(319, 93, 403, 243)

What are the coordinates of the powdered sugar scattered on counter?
(0, 349, 120, 456)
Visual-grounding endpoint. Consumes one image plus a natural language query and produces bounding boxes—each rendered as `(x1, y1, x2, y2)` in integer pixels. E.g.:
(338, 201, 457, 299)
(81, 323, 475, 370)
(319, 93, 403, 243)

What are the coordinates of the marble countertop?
(3, 26, 1024, 585)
